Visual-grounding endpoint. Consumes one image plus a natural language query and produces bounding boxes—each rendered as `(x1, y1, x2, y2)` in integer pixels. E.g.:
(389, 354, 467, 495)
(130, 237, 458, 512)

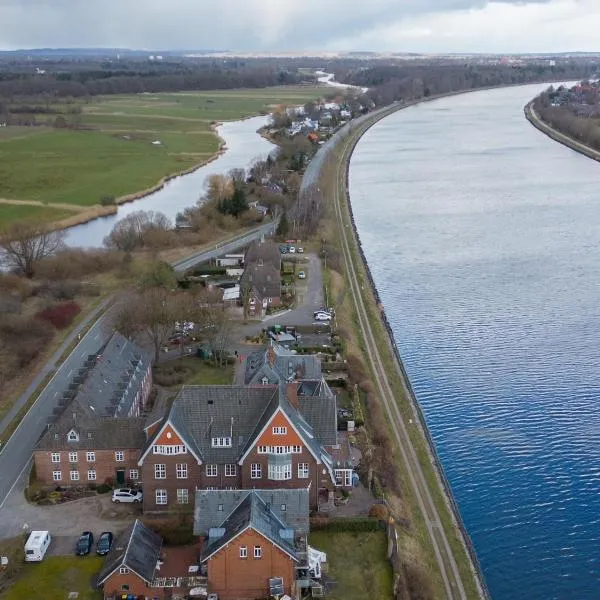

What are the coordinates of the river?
(348, 84, 600, 600)
(64, 115, 273, 248)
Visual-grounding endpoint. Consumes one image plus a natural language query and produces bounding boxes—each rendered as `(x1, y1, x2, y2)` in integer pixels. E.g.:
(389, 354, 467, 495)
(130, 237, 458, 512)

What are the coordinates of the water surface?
(349, 83, 600, 600)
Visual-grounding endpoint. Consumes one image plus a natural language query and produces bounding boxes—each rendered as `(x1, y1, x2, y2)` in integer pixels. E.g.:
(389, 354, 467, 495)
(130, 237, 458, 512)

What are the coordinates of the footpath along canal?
(349, 82, 600, 600)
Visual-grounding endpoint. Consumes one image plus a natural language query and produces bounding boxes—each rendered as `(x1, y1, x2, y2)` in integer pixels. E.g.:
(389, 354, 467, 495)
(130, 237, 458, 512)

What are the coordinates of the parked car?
(298, 247, 304, 253)
(298, 271, 306, 279)
(112, 488, 143, 503)
(96, 531, 114, 556)
(76, 531, 94, 556)
(314, 311, 332, 321)
(288, 246, 296, 253)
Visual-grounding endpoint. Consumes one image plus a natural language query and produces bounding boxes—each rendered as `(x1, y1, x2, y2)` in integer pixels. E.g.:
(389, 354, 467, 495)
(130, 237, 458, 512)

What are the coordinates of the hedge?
(309, 517, 381, 532)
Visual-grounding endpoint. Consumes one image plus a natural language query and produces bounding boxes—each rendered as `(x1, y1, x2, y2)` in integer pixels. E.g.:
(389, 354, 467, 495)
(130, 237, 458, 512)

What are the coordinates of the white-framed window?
(177, 488, 189, 504)
(206, 464, 218, 477)
(240, 546, 247, 559)
(251, 463, 262, 479)
(261, 376, 269, 385)
(257, 445, 300, 455)
(155, 464, 166, 479)
(176, 463, 188, 479)
(70, 470, 79, 481)
(68, 451, 78, 463)
(225, 464, 236, 477)
(257, 445, 268, 454)
(86, 451, 95, 462)
(115, 451, 124, 462)
(153, 444, 187, 455)
(298, 463, 310, 479)
(335, 469, 353, 487)
(225, 485, 237, 490)
(119, 567, 129, 575)
(211, 437, 232, 448)
(292, 445, 302, 454)
(52, 471, 61, 481)
(87, 470, 96, 481)
(254, 545, 262, 559)
(67, 429, 79, 442)
(51, 452, 60, 463)
(273, 426, 287, 435)
(268, 463, 292, 481)
(155, 489, 167, 505)
(281, 503, 286, 511)
(205, 486, 217, 490)
(129, 469, 139, 480)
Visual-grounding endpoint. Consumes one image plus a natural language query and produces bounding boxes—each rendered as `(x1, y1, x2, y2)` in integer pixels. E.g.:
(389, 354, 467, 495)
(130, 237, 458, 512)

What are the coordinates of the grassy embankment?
(0, 86, 325, 228)
(317, 108, 484, 598)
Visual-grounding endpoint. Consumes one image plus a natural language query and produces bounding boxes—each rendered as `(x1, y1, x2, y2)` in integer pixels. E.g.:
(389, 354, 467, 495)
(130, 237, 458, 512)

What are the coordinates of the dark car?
(96, 531, 113, 556)
(76, 531, 94, 556)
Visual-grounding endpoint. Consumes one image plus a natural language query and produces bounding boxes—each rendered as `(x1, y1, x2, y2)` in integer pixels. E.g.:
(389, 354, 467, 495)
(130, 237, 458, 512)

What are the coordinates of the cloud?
(0, 0, 594, 53)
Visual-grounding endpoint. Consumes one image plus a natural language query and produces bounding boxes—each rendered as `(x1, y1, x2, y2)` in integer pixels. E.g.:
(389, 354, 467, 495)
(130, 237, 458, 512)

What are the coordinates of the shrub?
(35, 300, 80, 329)
(368, 503, 390, 521)
(100, 195, 116, 206)
(96, 483, 112, 494)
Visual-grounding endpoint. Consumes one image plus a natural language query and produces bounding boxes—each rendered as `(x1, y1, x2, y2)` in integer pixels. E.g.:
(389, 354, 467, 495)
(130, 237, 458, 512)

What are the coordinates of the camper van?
(24, 531, 51, 562)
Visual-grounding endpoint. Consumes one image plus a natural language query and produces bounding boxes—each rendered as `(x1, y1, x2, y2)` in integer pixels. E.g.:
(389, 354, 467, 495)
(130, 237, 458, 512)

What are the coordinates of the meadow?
(0, 85, 326, 226)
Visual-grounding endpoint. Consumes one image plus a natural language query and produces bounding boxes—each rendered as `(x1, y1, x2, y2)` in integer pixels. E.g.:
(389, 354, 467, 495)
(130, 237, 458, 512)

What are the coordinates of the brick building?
(195, 489, 311, 600)
(138, 381, 352, 514)
(34, 332, 151, 487)
(241, 238, 282, 317)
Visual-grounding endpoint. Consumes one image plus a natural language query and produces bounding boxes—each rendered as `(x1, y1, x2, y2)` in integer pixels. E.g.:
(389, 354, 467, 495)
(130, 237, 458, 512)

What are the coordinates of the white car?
(298, 271, 306, 279)
(314, 311, 333, 321)
(112, 488, 143, 503)
(288, 246, 296, 253)
(298, 247, 304, 253)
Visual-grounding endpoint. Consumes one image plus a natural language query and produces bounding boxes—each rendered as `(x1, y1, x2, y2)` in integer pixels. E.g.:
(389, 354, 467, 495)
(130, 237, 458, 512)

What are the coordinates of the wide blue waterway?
(348, 83, 600, 600)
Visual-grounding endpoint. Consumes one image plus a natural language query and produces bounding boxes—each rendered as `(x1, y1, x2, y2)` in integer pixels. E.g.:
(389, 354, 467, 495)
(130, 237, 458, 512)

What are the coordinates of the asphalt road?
(172, 219, 279, 273)
(0, 299, 117, 508)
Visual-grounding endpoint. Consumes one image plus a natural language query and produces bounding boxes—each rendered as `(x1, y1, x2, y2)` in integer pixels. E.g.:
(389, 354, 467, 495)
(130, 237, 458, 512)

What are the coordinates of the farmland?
(0, 85, 326, 227)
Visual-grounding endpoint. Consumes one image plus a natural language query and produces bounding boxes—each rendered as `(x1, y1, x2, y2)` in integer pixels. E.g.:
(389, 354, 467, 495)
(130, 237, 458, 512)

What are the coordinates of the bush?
(368, 503, 390, 521)
(35, 300, 80, 329)
(100, 195, 116, 206)
(96, 483, 112, 494)
(309, 517, 380, 533)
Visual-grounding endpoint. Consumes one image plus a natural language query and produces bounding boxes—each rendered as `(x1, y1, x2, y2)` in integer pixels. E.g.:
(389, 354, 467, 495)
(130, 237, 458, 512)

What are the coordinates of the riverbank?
(307, 95, 489, 599)
(524, 101, 600, 163)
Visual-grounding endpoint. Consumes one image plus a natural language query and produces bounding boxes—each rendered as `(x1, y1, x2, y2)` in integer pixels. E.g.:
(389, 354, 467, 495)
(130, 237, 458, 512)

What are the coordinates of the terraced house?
(139, 380, 354, 513)
(34, 332, 151, 487)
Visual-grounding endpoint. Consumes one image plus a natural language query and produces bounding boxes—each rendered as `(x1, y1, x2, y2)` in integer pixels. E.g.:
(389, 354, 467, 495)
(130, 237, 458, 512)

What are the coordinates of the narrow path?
(330, 124, 470, 599)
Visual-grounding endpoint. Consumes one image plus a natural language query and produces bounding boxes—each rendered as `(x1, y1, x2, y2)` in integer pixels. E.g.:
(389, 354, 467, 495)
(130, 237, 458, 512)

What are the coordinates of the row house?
(139, 381, 353, 514)
(34, 332, 151, 487)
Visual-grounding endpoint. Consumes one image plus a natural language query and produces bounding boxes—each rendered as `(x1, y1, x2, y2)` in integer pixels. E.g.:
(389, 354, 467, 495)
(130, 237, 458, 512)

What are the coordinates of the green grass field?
(309, 531, 393, 600)
(0, 85, 326, 224)
(0, 203, 72, 230)
(2, 556, 103, 600)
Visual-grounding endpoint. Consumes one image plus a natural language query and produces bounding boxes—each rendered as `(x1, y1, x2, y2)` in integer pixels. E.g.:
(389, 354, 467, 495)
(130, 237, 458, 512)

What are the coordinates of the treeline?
(337, 62, 595, 106)
(0, 60, 304, 99)
(533, 89, 600, 151)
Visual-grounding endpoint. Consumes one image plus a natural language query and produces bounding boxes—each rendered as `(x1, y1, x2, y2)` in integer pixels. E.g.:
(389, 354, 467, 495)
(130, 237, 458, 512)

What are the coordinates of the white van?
(24, 530, 51, 562)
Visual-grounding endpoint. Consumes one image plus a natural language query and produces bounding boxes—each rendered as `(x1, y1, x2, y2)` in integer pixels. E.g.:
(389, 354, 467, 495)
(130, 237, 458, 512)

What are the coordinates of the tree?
(138, 260, 178, 291)
(205, 174, 234, 204)
(104, 210, 171, 251)
(276, 212, 289, 237)
(0, 222, 65, 278)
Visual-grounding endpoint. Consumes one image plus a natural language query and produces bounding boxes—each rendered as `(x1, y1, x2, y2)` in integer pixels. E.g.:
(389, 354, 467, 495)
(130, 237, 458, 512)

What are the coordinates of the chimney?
(286, 382, 300, 410)
(267, 345, 276, 366)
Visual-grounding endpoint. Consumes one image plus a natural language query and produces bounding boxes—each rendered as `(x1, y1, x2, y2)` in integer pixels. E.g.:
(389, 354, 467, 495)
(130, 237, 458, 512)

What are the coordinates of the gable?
(208, 527, 298, 563)
(154, 424, 184, 446)
(256, 410, 303, 447)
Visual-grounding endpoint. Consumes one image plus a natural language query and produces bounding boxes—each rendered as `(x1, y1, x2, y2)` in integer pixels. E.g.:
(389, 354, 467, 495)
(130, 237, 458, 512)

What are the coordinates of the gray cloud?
(0, 0, 577, 52)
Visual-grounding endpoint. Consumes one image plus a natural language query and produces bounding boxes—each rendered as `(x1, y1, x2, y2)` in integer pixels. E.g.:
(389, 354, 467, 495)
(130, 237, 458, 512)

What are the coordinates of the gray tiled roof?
(75, 331, 150, 418)
(200, 492, 298, 562)
(244, 239, 281, 270)
(194, 488, 309, 536)
(37, 404, 146, 450)
(244, 342, 321, 385)
(241, 263, 281, 301)
(98, 519, 162, 585)
(298, 385, 338, 447)
(168, 386, 279, 463)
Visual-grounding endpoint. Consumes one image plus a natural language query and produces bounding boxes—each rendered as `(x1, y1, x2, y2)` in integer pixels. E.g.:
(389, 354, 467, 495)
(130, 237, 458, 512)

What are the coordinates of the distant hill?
(0, 48, 225, 58)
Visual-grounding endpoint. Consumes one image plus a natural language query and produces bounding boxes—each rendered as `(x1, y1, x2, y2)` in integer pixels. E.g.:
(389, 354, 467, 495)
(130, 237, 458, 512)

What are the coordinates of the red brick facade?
(34, 448, 140, 487)
(206, 528, 296, 600)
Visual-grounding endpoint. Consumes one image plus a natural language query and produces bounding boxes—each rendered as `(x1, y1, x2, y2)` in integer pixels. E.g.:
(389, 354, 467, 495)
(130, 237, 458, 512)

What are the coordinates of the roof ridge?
(122, 519, 140, 568)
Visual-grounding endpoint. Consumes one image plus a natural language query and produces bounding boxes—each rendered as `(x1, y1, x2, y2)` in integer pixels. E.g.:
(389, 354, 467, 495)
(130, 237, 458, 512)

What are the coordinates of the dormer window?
(67, 429, 79, 442)
(261, 376, 269, 385)
(211, 437, 232, 448)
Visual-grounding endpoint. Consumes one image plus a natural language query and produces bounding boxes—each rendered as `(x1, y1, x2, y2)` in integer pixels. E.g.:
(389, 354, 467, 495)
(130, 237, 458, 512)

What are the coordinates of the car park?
(96, 531, 114, 556)
(76, 531, 94, 556)
(112, 488, 143, 503)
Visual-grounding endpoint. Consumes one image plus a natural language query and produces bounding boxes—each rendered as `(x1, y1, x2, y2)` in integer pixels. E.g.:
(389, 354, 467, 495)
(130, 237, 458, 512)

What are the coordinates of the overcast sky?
(1, 0, 598, 54)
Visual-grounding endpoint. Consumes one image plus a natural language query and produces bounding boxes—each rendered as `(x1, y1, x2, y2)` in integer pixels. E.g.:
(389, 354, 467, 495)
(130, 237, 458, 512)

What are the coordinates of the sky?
(0, 0, 599, 54)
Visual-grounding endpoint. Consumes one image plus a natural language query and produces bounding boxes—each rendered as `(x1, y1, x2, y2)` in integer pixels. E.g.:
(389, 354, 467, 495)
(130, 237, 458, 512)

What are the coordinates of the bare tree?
(104, 210, 171, 251)
(0, 222, 65, 278)
(205, 174, 234, 204)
